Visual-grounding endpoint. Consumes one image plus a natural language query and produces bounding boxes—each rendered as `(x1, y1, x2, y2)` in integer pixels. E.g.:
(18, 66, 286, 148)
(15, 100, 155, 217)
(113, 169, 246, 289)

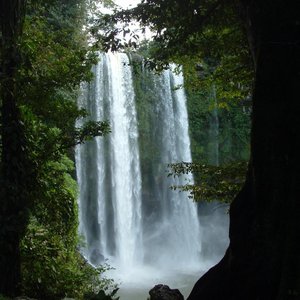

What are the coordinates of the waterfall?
(76, 53, 143, 268)
(76, 52, 201, 277)
(140, 66, 201, 269)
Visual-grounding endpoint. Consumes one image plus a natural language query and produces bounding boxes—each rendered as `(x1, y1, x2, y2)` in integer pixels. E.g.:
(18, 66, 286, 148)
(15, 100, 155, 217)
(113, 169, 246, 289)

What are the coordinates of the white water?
(76, 53, 143, 269)
(141, 67, 201, 269)
(76, 52, 228, 298)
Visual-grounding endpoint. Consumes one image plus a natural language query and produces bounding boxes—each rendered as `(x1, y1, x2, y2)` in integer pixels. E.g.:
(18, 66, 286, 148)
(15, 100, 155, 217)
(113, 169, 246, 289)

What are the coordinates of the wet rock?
(149, 284, 184, 300)
(90, 248, 105, 265)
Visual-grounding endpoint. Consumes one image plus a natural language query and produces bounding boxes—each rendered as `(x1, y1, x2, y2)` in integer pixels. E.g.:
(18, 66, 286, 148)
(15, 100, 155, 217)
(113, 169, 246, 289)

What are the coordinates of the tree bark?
(188, 1, 300, 299)
(0, 0, 29, 296)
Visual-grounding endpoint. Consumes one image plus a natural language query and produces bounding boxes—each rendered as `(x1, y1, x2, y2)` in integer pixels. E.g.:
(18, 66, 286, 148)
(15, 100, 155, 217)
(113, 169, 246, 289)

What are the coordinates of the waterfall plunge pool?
(107, 265, 209, 300)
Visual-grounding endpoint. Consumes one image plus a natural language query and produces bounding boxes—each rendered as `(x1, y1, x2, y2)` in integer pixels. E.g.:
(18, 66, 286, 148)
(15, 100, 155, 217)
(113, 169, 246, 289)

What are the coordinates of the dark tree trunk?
(0, 0, 29, 296)
(188, 1, 300, 299)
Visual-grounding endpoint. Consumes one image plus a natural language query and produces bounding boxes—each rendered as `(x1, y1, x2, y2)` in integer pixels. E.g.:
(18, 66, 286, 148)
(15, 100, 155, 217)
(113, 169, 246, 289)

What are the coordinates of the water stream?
(75, 52, 228, 299)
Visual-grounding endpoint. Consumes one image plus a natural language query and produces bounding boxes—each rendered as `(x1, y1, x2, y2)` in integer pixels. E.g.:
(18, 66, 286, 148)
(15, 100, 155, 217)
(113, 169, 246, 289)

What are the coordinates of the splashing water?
(75, 53, 228, 297)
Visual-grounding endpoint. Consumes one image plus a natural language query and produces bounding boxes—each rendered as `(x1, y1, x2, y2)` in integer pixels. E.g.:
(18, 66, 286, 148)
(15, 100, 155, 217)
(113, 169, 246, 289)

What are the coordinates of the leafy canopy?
(96, 0, 252, 203)
(0, 0, 114, 298)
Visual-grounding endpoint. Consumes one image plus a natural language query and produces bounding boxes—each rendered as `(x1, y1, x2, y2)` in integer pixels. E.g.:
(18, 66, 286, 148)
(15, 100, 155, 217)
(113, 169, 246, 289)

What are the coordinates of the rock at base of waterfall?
(149, 284, 184, 300)
(90, 248, 104, 266)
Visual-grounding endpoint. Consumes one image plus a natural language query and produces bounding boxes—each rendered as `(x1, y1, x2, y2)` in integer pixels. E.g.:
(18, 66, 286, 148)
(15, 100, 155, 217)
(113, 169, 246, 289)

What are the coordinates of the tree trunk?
(0, 0, 29, 296)
(188, 1, 300, 299)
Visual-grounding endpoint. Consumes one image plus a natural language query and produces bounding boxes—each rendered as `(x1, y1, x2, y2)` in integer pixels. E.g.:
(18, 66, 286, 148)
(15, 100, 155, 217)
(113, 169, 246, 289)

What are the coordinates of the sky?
(97, 0, 152, 42)
(114, 0, 141, 9)
(108, 0, 153, 41)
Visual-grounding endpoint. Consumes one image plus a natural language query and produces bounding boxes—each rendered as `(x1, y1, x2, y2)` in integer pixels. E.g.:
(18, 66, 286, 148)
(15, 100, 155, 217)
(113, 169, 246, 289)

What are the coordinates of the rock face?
(89, 248, 104, 266)
(149, 284, 184, 300)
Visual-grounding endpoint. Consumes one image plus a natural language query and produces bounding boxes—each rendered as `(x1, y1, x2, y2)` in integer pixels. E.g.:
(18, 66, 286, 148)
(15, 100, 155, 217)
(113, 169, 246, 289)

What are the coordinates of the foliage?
(1, 0, 113, 297)
(21, 218, 116, 300)
(186, 86, 251, 164)
(19, 148, 115, 299)
(84, 288, 119, 300)
(124, 2, 252, 204)
(130, 54, 161, 169)
(130, 46, 250, 204)
(95, 1, 252, 206)
(169, 161, 248, 203)
(172, 78, 250, 203)
(96, 0, 253, 104)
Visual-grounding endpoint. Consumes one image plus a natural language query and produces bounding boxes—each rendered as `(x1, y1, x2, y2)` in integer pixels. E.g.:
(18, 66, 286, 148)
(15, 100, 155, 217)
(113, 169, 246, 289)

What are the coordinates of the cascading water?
(139, 66, 201, 269)
(76, 52, 213, 298)
(76, 53, 143, 268)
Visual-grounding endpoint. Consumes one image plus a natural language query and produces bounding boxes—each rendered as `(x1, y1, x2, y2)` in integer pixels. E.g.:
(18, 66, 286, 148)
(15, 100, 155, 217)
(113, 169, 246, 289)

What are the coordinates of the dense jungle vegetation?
(0, 1, 113, 299)
(130, 52, 251, 204)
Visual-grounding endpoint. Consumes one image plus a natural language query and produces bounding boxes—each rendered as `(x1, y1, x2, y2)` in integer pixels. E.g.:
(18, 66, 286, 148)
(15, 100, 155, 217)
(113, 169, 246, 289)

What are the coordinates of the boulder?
(149, 284, 184, 300)
(90, 248, 104, 265)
